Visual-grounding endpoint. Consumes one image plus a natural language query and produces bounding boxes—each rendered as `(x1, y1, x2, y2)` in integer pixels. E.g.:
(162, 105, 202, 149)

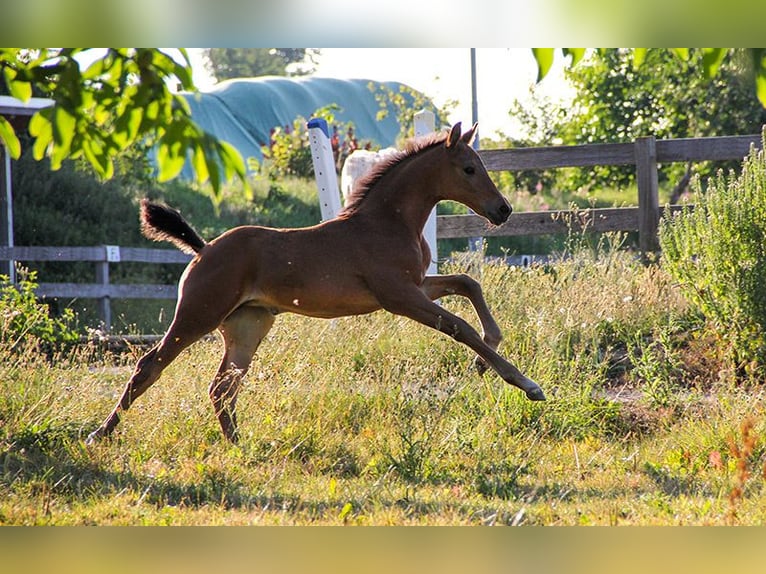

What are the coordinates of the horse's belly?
(251, 276, 382, 319)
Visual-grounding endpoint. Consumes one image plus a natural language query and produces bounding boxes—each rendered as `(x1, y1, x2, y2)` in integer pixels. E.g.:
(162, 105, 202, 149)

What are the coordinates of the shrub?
(659, 134, 766, 377)
(260, 105, 370, 179)
(0, 267, 79, 352)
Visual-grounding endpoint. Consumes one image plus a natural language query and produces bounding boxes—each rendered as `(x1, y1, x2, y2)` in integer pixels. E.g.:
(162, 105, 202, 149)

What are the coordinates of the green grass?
(3, 246, 765, 525)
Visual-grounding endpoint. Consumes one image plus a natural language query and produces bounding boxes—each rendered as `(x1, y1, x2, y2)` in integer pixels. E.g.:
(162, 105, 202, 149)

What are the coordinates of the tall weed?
(0, 267, 79, 353)
(660, 133, 766, 378)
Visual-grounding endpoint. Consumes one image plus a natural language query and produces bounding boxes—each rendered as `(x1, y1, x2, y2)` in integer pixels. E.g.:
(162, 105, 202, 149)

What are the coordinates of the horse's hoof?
(474, 356, 489, 375)
(85, 429, 104, 446)
(525, 387, 546, 401)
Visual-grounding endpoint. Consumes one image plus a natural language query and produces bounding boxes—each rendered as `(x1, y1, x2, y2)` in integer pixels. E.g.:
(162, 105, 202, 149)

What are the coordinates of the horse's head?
(442, 122, 512, 226)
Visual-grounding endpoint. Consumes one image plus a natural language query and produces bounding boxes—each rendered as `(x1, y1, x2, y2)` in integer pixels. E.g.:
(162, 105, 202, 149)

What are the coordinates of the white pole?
(468, 48, 483, 253)
(307, 118, 342, 221)
(413, 109, 438, 275)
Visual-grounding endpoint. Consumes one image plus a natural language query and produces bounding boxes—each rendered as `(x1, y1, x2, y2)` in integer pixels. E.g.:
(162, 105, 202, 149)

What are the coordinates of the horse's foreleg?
(211, 306, 275, 443)
(421, 274, 502, 374)
(378, 287, 545, 401)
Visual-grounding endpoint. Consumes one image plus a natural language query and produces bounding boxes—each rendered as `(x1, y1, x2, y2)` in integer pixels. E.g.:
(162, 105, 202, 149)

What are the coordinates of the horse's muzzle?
(487, 202, 512, 226)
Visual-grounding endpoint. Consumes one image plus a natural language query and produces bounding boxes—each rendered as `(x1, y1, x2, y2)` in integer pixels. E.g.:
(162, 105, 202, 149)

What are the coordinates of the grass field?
(2, 241, 765, 526)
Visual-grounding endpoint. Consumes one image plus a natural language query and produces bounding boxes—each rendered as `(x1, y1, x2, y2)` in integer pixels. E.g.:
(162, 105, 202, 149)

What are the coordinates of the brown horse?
(87, 122, 545, 445)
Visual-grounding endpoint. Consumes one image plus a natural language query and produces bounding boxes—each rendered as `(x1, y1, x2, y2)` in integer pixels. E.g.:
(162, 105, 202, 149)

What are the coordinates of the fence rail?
(1, 132, 762, 331)
(440, 133, 763, 251)
(0, 245, 190, 330)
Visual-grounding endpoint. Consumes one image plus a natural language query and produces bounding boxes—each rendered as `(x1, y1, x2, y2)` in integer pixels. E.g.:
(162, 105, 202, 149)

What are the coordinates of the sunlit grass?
(2, 246, 765, 525)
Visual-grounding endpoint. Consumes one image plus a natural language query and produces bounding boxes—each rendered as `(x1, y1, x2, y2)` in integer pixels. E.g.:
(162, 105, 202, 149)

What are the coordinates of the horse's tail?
(139, 199, 207, 255)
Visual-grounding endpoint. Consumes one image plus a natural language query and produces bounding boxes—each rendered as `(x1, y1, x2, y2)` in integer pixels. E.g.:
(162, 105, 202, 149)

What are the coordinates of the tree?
(531, 48, 766, 107)
(2, 48, 764, 206)
(203, 49, 318, 82)
(0, 48, 248, 200)
(520, 49, 766, 192)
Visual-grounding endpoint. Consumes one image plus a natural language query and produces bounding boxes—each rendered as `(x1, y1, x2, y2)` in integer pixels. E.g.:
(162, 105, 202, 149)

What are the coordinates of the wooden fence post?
(635, 136, 660, 253)
(96, 245, 120, 331)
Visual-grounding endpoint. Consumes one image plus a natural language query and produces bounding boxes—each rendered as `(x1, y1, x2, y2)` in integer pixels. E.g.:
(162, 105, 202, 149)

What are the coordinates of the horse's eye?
(464, 166, 476, 175)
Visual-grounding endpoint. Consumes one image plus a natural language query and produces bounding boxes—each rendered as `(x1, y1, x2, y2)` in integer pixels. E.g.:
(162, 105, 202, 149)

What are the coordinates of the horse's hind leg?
(85, 325, 200, 444)
(210, 306, 275, 443)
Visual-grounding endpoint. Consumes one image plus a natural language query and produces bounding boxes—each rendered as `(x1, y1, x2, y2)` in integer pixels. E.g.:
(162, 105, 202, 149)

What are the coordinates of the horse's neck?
(355, 155, 441, 234)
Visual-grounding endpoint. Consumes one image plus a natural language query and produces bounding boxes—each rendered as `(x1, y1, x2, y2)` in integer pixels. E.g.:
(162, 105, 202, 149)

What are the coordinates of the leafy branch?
(531, 48, 766, 107)
(0, 48, 248, 200)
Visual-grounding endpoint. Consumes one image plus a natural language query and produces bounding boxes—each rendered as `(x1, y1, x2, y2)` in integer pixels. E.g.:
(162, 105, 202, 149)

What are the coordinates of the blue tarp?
(177, 76, 422, 179)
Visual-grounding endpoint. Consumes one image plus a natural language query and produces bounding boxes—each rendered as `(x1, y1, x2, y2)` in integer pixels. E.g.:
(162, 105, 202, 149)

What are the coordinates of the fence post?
(0, 144, 14, 283)
(96, 245, 120, 331)
(635, 136, 660, 253)
(307, 118, 342, 221)
(414, 110, 438, 275)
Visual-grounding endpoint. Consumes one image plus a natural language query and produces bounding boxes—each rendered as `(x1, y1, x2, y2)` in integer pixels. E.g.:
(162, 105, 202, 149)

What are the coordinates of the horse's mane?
(339, 130, 448, 217)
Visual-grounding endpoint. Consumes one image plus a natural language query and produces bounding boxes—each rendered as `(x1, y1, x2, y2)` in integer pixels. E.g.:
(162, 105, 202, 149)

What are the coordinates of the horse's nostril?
(500, 204, 511, 216)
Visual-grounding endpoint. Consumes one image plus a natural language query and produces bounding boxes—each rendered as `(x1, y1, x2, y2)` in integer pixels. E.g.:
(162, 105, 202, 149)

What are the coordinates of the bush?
(260, 105, 370, 179)
(0, 267, 79, 352)
(659, 134, 766, 377)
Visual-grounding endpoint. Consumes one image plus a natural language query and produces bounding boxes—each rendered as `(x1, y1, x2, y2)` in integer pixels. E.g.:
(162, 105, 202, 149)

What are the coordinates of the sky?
(187, 48, 574, 141)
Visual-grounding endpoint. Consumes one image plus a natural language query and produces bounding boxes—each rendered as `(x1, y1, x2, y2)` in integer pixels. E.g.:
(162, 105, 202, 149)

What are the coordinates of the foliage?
(202, 49, 319, 81)
(532, 48, 766, 108)
(660, 134, 766, 377)
(370, 82, 454, 144)
(260, 105, 370, 179)
(0, 268, 79, 351)
(0, 48, 248, 201)
(518, 49, 766, 193)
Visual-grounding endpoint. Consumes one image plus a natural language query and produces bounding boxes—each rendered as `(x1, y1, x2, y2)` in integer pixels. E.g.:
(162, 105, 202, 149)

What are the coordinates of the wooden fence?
(1, 132, 762, 330)
(0, 245, 191, 331)
(440, 133, 762, 251)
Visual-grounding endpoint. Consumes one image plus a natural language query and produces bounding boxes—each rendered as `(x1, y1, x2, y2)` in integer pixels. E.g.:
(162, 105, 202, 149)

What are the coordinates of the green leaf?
(9, 79, 32, 102)
(633, 48, 648, 67)
(81, 139, 113, 179)
(29, 112, 53, 161)
(670, 48, 690, 61)
(204, 147, 222, 200)
(113, 106, 144, 149)
(192, 143, 210, 184)
(753, 49, 766, 108)
(701, 48, 728, 78)
(756, 66, 766, 108)
(156, 124, 187, 182)
(218, 140, 246, 178)
(3, 68, 32, 102)
(50, 107, 78, 169)
(52, 106, 76, 148)
(532, 48, 555, 82)
(562, 48, 586, 66)
(82, 56, 107, 80)
(0, 116, 21, 158)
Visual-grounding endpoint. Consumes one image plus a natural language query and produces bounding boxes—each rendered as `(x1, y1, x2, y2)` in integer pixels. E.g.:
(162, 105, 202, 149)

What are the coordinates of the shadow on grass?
(0, 419, 714, 524)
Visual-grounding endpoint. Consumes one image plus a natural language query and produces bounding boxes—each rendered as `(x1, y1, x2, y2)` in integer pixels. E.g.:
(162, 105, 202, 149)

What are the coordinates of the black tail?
(139, 199, 207, 255)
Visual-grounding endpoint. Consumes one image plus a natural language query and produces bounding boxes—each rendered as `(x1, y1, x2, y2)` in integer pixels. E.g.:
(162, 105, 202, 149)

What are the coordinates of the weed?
(727, 417, 758, 525)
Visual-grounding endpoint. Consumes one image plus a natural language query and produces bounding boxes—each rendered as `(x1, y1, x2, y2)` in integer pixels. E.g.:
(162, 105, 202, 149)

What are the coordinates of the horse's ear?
(446, 122, 462, 149)
(462, 122, 478, 146)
